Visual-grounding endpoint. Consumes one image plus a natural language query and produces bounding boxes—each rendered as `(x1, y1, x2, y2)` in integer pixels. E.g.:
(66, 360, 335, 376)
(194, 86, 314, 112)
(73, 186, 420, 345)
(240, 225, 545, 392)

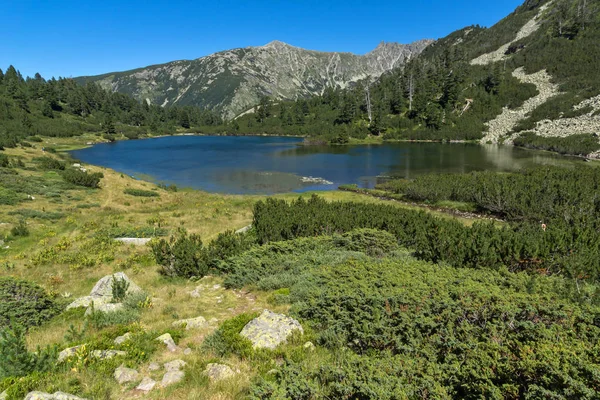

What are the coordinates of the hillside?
(75, 40, 433, 119)
(230, 0, 600, 155)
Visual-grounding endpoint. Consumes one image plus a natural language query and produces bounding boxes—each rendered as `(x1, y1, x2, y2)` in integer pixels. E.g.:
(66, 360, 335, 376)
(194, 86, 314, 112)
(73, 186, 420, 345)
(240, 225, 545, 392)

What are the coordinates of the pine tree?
(0, 325, 57, 379)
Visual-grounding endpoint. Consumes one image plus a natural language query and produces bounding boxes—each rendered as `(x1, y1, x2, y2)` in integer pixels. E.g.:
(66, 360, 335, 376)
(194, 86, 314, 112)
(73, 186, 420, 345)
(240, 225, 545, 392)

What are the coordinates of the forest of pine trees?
(0, 66, 223, 148)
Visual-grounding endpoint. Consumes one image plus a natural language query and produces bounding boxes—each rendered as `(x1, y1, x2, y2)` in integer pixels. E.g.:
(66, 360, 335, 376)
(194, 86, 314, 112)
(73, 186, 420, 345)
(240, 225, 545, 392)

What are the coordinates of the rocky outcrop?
(114, 332, 132, 345)
(76, 40, 432, 119)
(91, 350, 127, 360)
(204, 363, 237, 382)
(58, 345, 85, 362)
(67, 272, 141, 310)
(481, 68, 560, 144)
(240, 310, 303, 350)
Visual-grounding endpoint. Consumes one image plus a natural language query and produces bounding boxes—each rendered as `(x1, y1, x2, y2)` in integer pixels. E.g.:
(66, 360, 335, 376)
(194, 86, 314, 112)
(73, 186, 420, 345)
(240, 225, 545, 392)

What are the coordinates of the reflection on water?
(70, 136, 584, 194)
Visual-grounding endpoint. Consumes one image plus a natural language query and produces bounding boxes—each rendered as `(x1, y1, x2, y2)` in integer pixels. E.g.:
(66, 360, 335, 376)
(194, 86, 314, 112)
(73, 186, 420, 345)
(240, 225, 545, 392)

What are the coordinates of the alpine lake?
(70, 135, 586, 194)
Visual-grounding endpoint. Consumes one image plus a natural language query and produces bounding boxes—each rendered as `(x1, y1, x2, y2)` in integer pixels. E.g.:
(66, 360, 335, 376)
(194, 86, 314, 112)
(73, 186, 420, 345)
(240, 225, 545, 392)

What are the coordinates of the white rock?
(172, 316, 207, 330)
(183, 347, 192, 355)
(303, 341, 316, 351)
(114, 332, 132, 345)
(91, 350, 127, 360)
(0, 391, 6, 400)
(66, 296, 110, 310)
(204, 363, 236, 382)
(240, 310, 303, 350)
(136, 376, 156, 392)
(90, 272, 142, 298)
(114, 365, 140, 384)
(84, 302, 124, 316)
(155, 333, 178, 352)
(58, 345, 85, 362)
(148, 362, 161, 371)
(164, 359, 187, 372)
(160, 370, 185, 387)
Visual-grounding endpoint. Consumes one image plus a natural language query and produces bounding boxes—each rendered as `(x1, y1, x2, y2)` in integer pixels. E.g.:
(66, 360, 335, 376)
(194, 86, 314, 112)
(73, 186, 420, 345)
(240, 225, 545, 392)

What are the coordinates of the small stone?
(53, 393, 88, 400)
(189, 286, 204, 298)
(0, 390, 6, 400)
(25, 392, 88, 400)
(303, 341, 316, 351)
(91, 350, 127, 360)
(240, 310, 303, 350)
(148, 362, 161, 371)
(183, 347, 192, 355)
(114, 365, 140, 384)
(172, 316, 207, 330)
(160, 370, 185, 387)
(58, 345, 85, 362)
(155, 333, 178, 352)
(85, 302, 124, 316)
(164, 359, 187, 372)
(212, 284, 221, 290)
(136, 376, 156, 392)
(204, 363, 236, 382)
(114, 332, 132, 345)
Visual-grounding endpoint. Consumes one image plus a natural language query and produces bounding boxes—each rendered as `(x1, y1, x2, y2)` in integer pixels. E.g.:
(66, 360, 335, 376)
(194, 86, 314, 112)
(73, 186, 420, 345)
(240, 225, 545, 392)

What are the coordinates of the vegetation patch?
(123, 188, 159, 197)
(514, 132, 600, 156)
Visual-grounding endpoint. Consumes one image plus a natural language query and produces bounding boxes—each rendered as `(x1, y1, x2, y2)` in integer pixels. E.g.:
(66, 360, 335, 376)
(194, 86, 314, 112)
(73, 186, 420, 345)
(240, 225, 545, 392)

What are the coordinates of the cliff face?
(76, 40, 433, 119)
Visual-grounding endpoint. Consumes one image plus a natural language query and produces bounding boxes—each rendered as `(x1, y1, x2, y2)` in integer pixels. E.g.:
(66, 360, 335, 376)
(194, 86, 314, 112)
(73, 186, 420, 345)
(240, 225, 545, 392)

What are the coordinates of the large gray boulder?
(90, 272, 142, 298)
(67, 272, 141, 310)
(240, 310, 303, 350)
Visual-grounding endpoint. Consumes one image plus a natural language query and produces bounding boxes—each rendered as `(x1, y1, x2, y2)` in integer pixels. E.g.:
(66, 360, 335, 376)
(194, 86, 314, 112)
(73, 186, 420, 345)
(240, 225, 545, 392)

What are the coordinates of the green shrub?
(61, 169, 103, 188)
(0, 325, 57, 379)
(111, 275, 130, 302)
(0, 277, 62, 329)
(34, 156, 65, 171)
(202, 313, 257, 358)
(10, 220, 29, 238)
(335, 229, 399, 256)
(514, 132, 600, 156)
(86, 307, 140, 330)
(151, 232, 206, 277)
(8, 209, 65, 220)
(0, 188, 21, 206)
(123, 188, 159, 197)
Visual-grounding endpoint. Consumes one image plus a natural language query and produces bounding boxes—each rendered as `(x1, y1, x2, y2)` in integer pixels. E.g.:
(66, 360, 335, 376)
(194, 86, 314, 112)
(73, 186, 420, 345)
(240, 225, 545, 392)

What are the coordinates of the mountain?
(75, 40, 432, 119)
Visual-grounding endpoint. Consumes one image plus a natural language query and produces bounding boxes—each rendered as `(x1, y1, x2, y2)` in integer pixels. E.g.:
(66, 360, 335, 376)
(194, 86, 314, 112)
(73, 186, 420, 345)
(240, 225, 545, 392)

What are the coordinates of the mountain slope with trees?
(75, 40, 433, 119)
(229, 0, 600, 154)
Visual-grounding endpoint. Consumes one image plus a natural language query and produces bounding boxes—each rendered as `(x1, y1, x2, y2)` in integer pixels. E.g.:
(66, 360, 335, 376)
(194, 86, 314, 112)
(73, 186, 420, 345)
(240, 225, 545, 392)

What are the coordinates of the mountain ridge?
(75, 39, 433, 119)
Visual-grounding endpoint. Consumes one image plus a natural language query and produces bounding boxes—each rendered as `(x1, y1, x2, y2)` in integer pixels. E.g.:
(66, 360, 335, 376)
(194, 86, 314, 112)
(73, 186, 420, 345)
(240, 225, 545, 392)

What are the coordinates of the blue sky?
(2, 0, 523, 79)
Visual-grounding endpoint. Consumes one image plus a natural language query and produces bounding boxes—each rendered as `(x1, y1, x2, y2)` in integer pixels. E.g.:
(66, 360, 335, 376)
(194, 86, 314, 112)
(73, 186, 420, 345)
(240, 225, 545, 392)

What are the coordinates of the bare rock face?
(204, 363, 237, 382)
(76, 40, 432, 119)
(240, 310, 303, 349)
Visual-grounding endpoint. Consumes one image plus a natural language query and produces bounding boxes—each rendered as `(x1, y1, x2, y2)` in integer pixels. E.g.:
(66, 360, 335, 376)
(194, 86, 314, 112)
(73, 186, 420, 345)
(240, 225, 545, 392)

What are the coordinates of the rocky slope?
(76, 40, 432, 119)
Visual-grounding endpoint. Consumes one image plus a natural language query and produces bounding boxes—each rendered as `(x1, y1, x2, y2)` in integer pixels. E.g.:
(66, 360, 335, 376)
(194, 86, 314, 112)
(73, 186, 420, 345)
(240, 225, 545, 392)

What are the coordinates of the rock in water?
(114, 366, 140, 384)
(172, 316, 207, 330)
(160, 370, 185, 387)
(240, 310, 303, 349)
(136, 376, 156, 392)
(204, 363, 236, 382)
(155, 333, 178, 352)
